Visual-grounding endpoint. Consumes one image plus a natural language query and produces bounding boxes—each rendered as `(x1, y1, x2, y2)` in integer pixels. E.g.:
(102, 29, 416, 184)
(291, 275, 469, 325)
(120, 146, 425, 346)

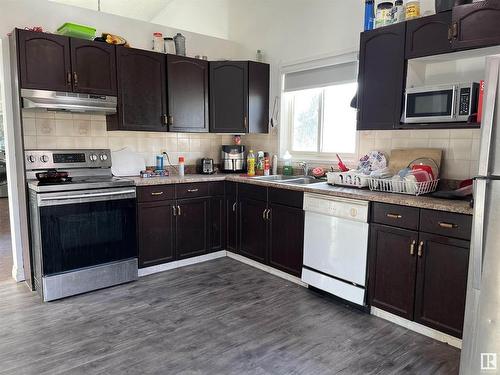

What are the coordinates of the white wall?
(151, 0, 230, 40)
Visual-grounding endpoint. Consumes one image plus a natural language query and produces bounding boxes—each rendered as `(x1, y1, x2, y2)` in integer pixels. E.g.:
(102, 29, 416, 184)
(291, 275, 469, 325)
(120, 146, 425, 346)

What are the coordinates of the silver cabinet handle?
(177, 205, 181, 216)
(232, 202, 237, 212)
(151, 191, 164, 196)
(410, 240, 416, 256)
(266, 208, 271, 221)
(262, 209, 267, 220)
(187, 189, 199, 193)
(172, 205, 177, 216)
(418, 241, 424, 257)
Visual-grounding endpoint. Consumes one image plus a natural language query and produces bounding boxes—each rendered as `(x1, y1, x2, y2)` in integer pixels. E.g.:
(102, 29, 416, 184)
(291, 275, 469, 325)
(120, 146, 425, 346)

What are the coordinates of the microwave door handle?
(451, 85, 458, 121)
(39, 189, 136, 202)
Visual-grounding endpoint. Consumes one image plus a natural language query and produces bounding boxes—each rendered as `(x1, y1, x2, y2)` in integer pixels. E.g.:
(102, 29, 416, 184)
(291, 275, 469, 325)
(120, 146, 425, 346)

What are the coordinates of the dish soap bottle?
(247, 150, 256, 176)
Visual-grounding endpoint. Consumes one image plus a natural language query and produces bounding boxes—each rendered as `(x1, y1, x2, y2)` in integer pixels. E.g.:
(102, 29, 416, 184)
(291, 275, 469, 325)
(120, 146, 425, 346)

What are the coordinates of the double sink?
(253, 175, 323, 185)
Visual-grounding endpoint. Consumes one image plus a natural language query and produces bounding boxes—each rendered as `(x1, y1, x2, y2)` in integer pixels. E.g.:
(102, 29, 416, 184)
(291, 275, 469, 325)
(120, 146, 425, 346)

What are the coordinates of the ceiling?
(48, 0, 174, 22)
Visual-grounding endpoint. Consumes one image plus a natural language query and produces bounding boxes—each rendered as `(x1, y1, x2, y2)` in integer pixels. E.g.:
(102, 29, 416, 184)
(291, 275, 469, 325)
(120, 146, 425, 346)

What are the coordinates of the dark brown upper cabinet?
(357, 22, 406, 130)
(17, 29, 72, 92)
(368, 224, 418, 320)
(16, 29, 117, 95)
(414, 233, 470, 338)
(210, 61, 269, 134)
(166, 55, 209, 133)
(70, 38, 117, 95)
(451, 1, 500, 50)
(108, 47, 167, 132)
(406, 11, 454, 59)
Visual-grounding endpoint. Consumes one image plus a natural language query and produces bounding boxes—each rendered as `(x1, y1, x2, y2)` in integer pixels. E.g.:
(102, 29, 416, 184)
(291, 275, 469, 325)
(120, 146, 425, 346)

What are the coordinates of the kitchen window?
(281, 56, 358, 160)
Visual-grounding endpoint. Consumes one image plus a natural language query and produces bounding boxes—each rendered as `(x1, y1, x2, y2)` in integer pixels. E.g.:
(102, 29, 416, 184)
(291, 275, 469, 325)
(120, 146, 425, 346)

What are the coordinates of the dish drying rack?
(326, 171, 370, 188)
(367, 178, 439, 196)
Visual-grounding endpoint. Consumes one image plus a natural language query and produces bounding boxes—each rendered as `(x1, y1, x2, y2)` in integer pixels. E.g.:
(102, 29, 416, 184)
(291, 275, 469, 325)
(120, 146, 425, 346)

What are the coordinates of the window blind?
(283, 61, 358, 93)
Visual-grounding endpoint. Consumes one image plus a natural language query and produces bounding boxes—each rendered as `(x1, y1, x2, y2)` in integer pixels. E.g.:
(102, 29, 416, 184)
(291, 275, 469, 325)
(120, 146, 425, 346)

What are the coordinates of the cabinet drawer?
(176, 183, 209, 199)
(137, 185, 175, 203)
(269, 188, 303, 209)
(238, 183, 267, 201)
(209, 181, 225, 196)
(372, 203, 420, 230)
(419, 209, 472, 240)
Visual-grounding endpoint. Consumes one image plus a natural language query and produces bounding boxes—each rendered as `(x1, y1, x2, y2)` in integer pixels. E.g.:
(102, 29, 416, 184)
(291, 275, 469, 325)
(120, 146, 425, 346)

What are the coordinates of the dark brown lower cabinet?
(239, 197, 268, 263)
(369, 224, 419, 320)
(137, 200, 175, 268)
(209, 196, 225, 252)
(225, 194, 238, 253)
(414, 233, 470, 338)
(175, 198, 208, 259)
(268, 203, 304, 277)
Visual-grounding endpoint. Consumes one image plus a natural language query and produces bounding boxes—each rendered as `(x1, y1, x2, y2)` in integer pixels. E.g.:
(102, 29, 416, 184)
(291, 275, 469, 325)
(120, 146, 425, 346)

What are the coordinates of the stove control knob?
(40, 155, 49, 163)
(27, 155, 36, 163)
(100, 154, 108, 161)
(89, 154, 98, 162)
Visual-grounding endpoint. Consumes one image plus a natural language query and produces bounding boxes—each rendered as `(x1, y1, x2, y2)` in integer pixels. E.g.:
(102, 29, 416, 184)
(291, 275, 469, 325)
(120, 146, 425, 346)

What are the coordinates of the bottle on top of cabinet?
(364, 0, 375, 30)
(405, 0, 421, 20)
(152, 32, 164, 53)
(173, 33, 186, 56)
(375, 2, 394, 28)
(392, 0, 405, 23)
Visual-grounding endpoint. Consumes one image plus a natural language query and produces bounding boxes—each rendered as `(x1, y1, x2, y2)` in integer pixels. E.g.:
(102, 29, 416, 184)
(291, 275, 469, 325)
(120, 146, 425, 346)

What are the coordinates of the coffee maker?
(221, 145, 245, 173)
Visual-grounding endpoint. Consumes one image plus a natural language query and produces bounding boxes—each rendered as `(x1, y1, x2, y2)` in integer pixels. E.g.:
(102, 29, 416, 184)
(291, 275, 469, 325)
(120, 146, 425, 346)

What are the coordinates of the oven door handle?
(38, 189, 136, 205)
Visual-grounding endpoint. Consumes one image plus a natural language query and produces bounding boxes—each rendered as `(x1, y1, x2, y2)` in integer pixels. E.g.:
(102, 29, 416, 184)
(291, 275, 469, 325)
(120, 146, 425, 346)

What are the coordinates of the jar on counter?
(405, 0, 421, 20)
(152, 32, 164, 53)
(375, 2, 393, 28)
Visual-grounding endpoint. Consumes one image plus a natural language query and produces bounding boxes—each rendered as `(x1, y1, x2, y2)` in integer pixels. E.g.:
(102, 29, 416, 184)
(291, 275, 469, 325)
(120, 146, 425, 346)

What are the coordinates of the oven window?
(40, 199, 136, 275)
(406, 89, 453, 118)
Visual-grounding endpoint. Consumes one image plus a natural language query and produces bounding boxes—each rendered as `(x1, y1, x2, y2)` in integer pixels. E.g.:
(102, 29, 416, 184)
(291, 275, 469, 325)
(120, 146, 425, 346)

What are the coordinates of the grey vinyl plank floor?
(0, 258, 460, 375)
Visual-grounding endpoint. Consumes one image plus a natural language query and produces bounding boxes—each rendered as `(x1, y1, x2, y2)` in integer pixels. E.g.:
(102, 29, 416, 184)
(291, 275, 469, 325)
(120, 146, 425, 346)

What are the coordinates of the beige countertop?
(127, 174, 473, 215)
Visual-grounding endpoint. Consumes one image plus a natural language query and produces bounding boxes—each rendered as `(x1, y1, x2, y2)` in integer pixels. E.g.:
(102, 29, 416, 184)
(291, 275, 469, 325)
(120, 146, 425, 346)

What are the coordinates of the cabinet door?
(17, 29, 71, 92)
(225, 182, 238, 253)
(357, 23, 406, 130)
(175, 198, 208, 259)
(239, 198, 267, 263)
(406, 11, 453, 58)
(166, 55, 209, 132)
(70, 39, 117, 95)
(368, 224, 418, 319)
(210, 61, 248, 133)
(414, 233, 470, 338)
(137, 201, 175, 268)
(209, 196, 225, 252)
(268, 203, 304, 277)
(248, 62, 270, 134)
(452, 1, 500, 50)
(110, 47, 167, 132)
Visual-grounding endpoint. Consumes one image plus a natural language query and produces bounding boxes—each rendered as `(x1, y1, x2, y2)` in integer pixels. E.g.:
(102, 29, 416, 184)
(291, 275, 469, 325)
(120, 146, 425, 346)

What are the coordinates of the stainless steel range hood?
(21, 89, 117, 114)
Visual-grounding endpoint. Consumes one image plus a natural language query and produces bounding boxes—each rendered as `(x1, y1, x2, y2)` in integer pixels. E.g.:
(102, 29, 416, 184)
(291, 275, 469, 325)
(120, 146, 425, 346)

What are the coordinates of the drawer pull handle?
(151, 191, 164, 196)
(177, 205, 181, 216)
(172, 205, 177, 216)
(187, 189, 199, 193)
(262, 209, 267, 220)
(387, 213, 402, 219)
(232, 202, 237, 212)
(418, 241, 424, 257)
(438, 221, 458, 229)
(410, 240, 416, 256)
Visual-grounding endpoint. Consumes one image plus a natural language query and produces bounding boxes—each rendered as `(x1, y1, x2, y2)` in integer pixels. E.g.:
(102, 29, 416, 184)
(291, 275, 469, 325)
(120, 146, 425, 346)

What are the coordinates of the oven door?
(403, 86, 456, 123)
(37, 188, 137, 276)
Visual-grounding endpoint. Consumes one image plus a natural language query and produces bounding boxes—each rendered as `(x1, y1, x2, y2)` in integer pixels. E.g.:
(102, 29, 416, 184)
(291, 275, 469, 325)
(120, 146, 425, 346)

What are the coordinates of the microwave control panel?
(459, 87, 471, 116)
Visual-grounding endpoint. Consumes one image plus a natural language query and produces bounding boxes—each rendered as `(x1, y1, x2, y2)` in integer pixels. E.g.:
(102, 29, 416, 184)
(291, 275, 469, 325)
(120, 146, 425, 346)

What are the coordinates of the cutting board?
(389, 148, 443, 177)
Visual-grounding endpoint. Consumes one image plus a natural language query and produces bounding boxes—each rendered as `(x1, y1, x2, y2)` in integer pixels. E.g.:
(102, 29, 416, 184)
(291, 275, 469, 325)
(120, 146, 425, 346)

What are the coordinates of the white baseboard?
(226, 251, 307, 287)
(370, 306, 462, 349)
(138, 251, 227, 277)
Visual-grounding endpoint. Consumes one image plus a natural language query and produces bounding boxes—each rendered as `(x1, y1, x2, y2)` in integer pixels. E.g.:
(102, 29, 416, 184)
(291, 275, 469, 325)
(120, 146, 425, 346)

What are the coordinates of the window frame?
(279, 52, 359, 163)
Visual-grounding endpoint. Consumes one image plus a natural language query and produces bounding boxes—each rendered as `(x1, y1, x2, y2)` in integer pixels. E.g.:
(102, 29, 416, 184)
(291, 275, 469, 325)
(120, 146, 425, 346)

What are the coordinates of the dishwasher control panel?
(303, 193, 369, 222)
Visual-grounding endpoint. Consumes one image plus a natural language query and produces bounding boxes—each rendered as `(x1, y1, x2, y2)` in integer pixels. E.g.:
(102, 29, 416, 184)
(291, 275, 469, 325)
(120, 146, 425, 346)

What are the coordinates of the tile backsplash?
(22, 109, 481, 180)
(22, 110, 234, 166)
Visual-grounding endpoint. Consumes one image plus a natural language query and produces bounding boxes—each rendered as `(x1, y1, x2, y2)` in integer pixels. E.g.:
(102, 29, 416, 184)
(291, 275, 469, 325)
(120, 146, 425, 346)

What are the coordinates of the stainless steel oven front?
(29, 187, 138, 301)
(403, 82, 479, 124)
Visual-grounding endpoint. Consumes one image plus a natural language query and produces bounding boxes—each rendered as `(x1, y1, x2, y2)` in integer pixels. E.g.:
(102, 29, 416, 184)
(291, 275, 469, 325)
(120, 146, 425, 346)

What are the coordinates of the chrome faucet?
(298, 161, 308, 177)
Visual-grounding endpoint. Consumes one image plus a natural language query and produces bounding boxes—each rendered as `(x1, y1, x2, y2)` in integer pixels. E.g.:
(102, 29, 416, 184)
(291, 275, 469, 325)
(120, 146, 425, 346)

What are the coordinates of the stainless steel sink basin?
(253, 175, 299, 181)
(279, 177, 323, 185)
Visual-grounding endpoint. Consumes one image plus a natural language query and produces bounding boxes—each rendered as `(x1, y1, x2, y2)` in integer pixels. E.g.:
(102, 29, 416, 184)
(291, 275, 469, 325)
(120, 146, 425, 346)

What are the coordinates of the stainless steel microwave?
(403, 82, 479, 123)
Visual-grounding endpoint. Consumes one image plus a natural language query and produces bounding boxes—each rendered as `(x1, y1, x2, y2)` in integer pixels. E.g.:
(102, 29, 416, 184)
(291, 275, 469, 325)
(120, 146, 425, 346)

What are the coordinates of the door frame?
(0, 38, 28, 282)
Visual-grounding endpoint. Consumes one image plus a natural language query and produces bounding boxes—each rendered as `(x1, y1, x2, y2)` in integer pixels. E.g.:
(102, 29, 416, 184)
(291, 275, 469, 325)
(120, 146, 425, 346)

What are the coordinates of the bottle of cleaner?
(247, 150, 256, 176)
(178, 156, 185, 177)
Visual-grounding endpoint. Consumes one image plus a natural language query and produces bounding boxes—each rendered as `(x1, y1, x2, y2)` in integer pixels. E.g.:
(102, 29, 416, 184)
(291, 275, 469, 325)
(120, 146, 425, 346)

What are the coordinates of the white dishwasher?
(302, 193, 369, 306)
